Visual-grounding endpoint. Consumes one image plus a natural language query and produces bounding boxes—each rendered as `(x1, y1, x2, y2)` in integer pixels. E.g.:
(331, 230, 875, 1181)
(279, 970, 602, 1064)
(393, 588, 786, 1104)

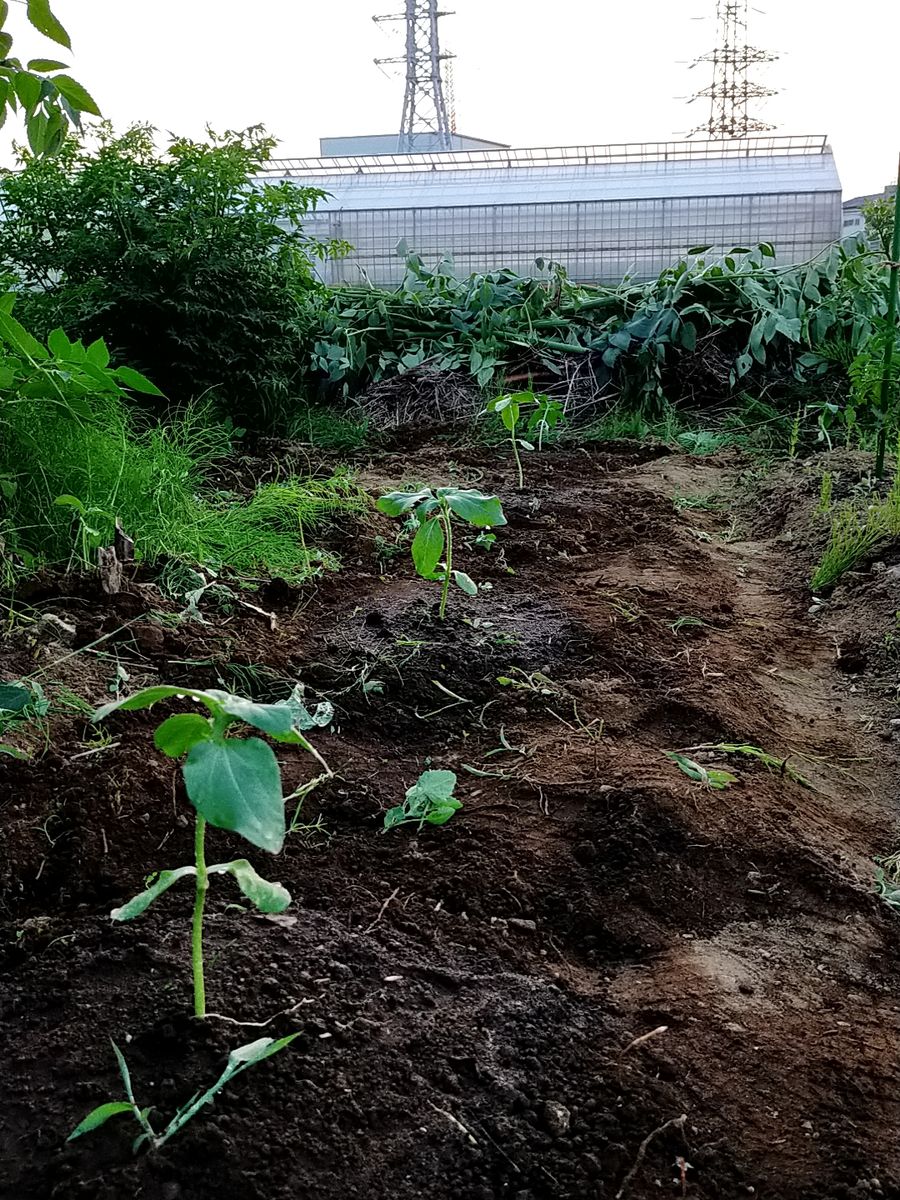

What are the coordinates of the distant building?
(260, 134, 841, 285)
(319, 133, 508, 157)
(842, 183, 896, 239)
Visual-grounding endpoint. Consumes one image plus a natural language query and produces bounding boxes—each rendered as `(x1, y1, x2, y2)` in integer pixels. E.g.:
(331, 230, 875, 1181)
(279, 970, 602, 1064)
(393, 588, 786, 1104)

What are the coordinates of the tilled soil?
(2, 443, 900, 1200)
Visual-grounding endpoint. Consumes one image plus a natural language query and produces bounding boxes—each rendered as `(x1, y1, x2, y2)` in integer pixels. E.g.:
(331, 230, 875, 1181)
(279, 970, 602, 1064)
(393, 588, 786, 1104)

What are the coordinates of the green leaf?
(439, 489, 506, 528)
(227, 1033, 300, 1068)
(0, 683, 31, 711)
(286, 686, 332, 731)
(183, 737, 285, 853)
(111, 865, 197, 921)
(201, 690, 295, 738)
(208, 858, 291, 913)
(383, 805, 406, 830)
(411, 516, 444, 578)
(115, 365, 164, 396)
(54, 493, 84, 512)
(376, 488, 433, 517)
(27, 58, 68, 71)
(424, 797, 462, 825)
(758, 242, 775, 258)
(0, 743, 29, 759)
(13, 71, 41, 109)
(0, 309, 48, 360)
(26, 0, 71, 49)
(452, 570, 478, 596)
(25, 108, 47, 155)
(408, 769, 457, 805)
(47, 326, 72, 359)
(93, 685, 218, 722)
(68, 1102, 134, 1142)
(85, 338, 110, 368)
(154, 713, 212, 757)
(0, 4, 9, 31)
(0, 36, 11, 61)
(48, 73, 99, 115)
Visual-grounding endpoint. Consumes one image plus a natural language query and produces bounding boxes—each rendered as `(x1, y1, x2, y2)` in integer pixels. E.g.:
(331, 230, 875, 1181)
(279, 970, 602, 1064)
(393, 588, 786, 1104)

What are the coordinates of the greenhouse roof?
(259, 135, 839, 213)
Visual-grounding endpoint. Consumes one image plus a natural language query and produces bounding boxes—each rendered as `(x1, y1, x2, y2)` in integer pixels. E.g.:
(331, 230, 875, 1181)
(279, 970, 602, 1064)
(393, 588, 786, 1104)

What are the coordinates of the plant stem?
(439, 503, 453, 619)
(192, 815, 208, 1018)
(510, 430, 524, 489)
(875, 153, 900, 479)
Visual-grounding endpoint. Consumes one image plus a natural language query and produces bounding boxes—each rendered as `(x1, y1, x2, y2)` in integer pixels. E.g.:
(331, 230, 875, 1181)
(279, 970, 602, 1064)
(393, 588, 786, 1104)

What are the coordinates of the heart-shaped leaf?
(439, 489, 506, 528)
(111, 865, 197, 921)
(183, 738, 285, 853)
(201, 690, 295, 738)
(154, 713, 212, 757)
(377, 488, 434, 517)
(208, 859, 291, 913)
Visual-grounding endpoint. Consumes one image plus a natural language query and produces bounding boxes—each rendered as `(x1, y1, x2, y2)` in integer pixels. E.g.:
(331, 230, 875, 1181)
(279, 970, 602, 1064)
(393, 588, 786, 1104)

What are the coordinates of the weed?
(384, 770, 461, 830)
(377, 486, 506, 619)
(94, 685, 331, 1017)
(669, 616, 707, 634)
(484, 391, 563, 487)
(666, 751, 736, 790)
(817, 471, 834, 515)
(673, 493, 724, 512)
(289, 406, 371, 452)
(684, 741, 811, 787)
(69, 1035, 297, 1152)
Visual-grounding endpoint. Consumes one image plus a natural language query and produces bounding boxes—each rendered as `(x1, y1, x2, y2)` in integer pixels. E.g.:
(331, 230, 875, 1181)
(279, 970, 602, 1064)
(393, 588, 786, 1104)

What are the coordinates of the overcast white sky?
(28, 1, 900, 198)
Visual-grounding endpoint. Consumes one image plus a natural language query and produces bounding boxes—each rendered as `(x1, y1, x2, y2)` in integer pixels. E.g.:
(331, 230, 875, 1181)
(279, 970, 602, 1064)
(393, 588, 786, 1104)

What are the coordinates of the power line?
(688, 0, 778, 138)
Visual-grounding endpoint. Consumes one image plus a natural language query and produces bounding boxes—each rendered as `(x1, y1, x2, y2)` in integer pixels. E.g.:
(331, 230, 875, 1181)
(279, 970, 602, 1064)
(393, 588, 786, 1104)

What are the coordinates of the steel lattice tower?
(374, 1, 454, 152)
(690, 0, 777, 137)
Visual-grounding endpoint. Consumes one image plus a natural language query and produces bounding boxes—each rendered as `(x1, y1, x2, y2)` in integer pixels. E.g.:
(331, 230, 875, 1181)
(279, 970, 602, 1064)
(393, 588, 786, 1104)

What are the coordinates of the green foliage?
(484, 391, 563, 487)
(301, 242, 890, 429)
(0, 0, 99, 155)
(69, 1034, 298, 1152)
(0, 372, 364, 581)
(812, 452, 900, 588)
(817, 471, 833, 515)
(377, 486, 506, 618)
(0, 124, 347, 427)
(384, 769, 461, 830)
(94, 686, 327, 1016)
(863, 195, 896, 257)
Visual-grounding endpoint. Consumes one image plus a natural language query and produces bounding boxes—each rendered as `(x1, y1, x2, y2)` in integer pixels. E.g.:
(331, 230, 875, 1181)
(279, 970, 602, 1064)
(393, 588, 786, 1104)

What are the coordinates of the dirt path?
(2, 444, 899, 1200)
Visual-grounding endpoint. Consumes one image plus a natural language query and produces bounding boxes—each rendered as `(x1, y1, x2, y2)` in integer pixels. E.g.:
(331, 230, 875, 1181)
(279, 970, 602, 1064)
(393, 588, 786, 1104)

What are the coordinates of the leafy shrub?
(0, 124, 346, 427)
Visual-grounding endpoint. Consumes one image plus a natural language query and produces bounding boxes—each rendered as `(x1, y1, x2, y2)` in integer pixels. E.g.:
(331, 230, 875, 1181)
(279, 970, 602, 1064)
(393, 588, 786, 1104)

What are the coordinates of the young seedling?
(666, 751, 736, 790)
(484, 391, 563, 488)
(94, 685, 329, 1018)
(376, 487, 506, 619)
(383, 769, 461, 830)
(69, 1034, 298, 1152)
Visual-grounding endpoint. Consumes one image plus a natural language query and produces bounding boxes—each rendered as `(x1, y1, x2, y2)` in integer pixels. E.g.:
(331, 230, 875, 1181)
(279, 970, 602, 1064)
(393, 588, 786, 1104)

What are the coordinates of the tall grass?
(811, 448, 900, 590)
(0, 395, 365, 582)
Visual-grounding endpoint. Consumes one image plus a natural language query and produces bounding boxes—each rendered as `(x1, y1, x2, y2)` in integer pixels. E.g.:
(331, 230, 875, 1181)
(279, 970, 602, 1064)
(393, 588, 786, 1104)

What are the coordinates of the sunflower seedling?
(94, 686, 330, 1017)
(69, 1034, 298, 1152)
(484, 391, 563, 488)
(377, 487, 506, 619)
(383, 769, 461, 830)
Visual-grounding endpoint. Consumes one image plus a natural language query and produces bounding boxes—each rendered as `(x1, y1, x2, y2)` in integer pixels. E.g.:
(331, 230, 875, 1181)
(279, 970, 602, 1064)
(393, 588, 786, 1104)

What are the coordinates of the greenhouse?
(260, 134, 842, 284)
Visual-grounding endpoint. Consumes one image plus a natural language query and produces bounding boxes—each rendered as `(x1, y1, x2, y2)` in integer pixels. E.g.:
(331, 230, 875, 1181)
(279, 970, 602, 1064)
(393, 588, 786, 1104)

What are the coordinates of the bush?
(0, 124, 346, 428)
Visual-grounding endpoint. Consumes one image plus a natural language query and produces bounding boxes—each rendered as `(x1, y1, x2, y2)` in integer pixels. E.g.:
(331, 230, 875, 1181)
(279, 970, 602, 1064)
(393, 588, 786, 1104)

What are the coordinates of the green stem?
(510, 429, 524, 489)
(192, 815, 208, 1018)
(439, 503, 453, 620)
(875, 153, 900, 479)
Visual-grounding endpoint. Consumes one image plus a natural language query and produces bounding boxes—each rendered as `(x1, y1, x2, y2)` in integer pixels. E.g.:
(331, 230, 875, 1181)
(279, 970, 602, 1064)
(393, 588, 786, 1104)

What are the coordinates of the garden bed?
(2, 442, 900, 1200)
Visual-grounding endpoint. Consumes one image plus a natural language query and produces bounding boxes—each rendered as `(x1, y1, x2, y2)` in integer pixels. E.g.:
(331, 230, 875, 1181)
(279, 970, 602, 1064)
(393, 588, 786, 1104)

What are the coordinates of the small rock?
(508, 918, 537, 932)
(541, 1100, 571, 1136)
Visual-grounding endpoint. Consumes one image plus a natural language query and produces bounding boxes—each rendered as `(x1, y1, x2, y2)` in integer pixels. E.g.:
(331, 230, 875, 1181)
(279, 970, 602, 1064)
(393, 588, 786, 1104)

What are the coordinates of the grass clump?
(811, 454, 900, 590)
(0, 394, 365, 583)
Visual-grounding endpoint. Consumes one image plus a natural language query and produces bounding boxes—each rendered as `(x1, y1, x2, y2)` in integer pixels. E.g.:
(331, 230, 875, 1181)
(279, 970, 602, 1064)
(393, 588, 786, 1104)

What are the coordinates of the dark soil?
(2, 443, 900, 1200)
